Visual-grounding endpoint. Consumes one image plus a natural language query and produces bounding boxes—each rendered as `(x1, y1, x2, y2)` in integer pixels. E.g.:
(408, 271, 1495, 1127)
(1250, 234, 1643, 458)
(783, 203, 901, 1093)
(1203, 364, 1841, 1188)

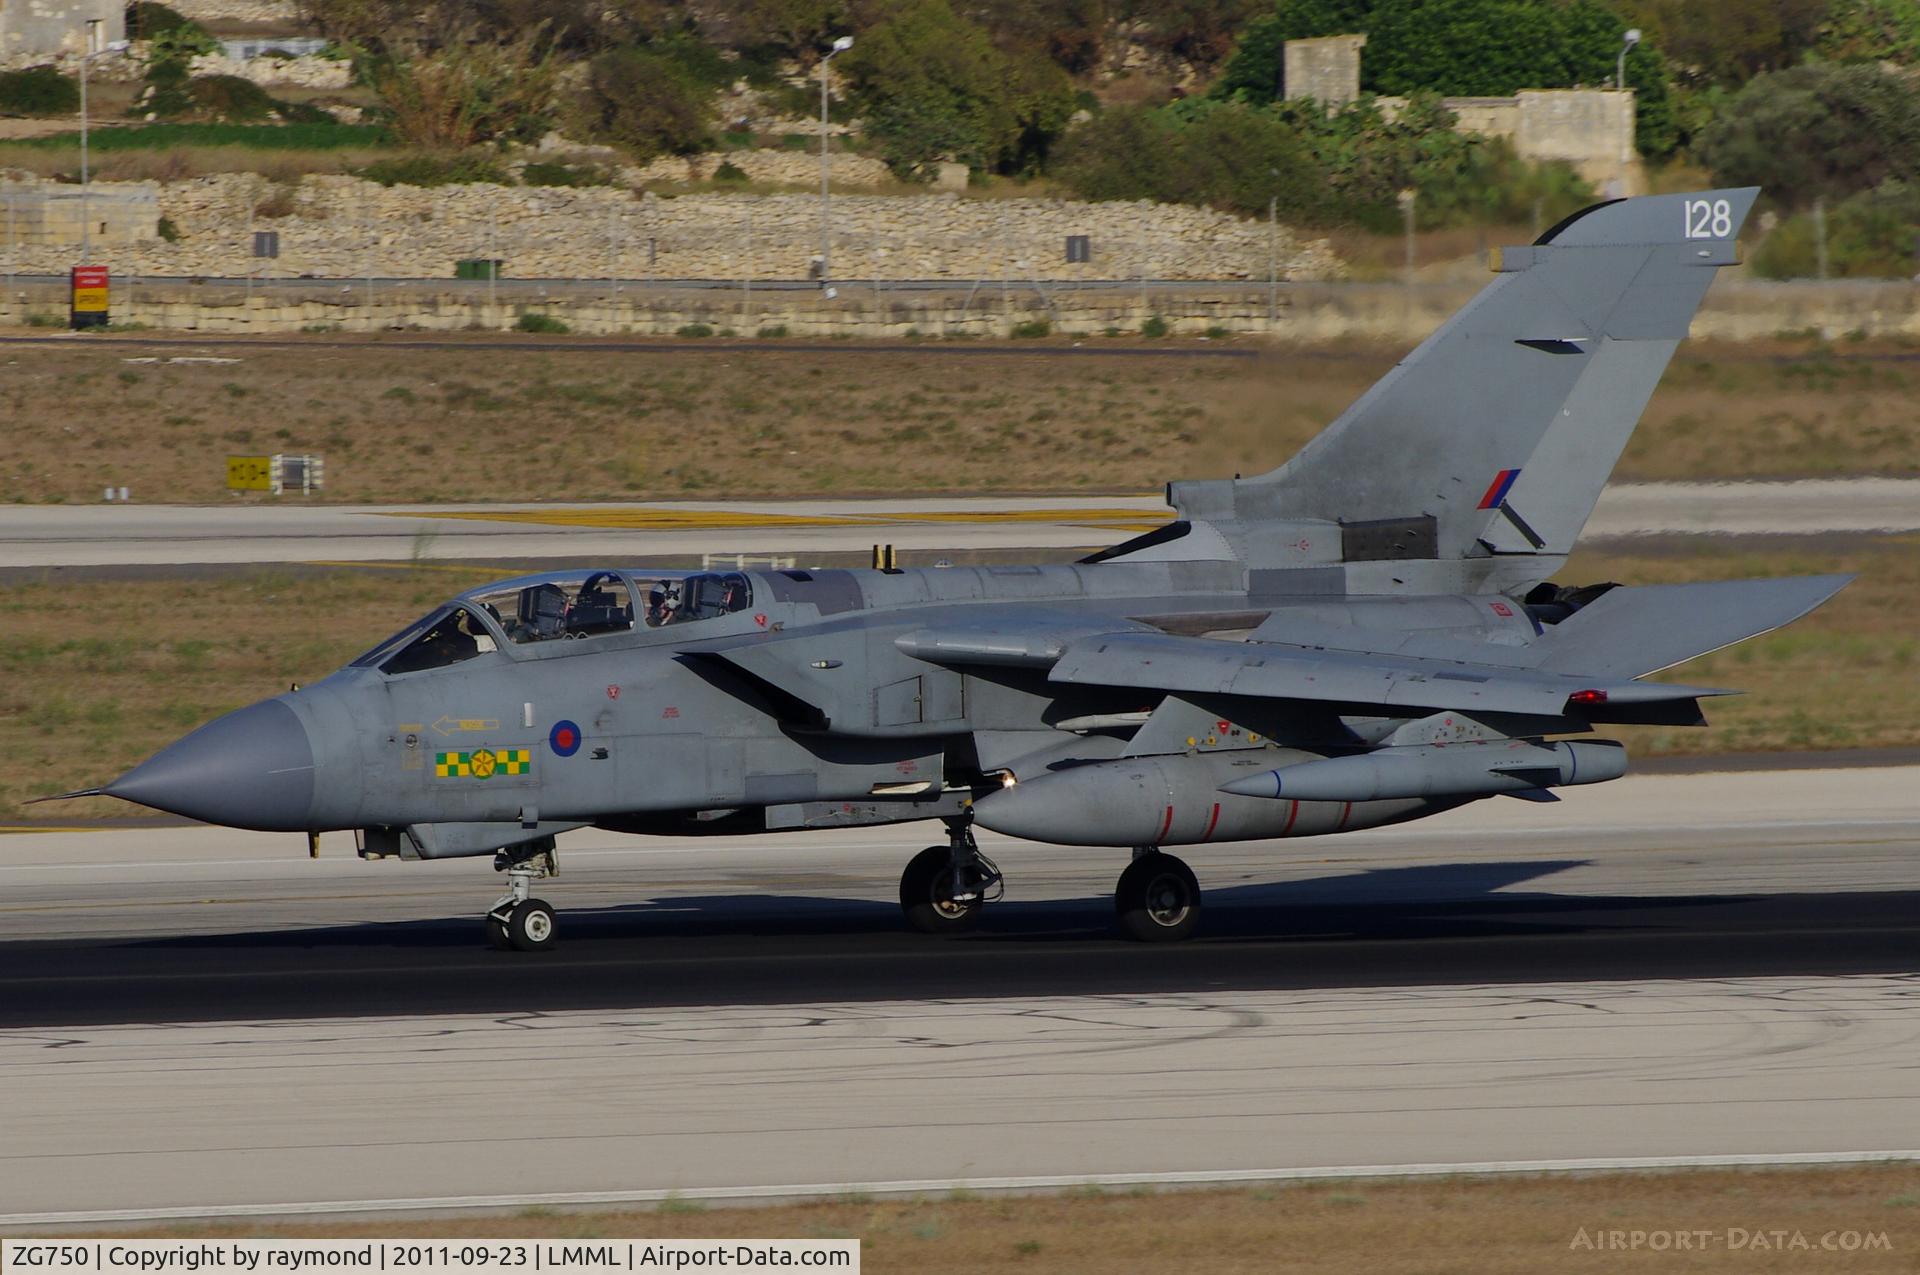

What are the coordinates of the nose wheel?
(1115, 848, 1200, 942)
(486, 840, 559, 952)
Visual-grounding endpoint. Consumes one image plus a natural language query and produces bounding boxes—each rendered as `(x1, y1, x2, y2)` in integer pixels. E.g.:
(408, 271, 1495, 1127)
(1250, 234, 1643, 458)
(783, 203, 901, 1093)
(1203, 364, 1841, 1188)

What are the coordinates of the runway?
(4, 478, 1918, 567)
(1, 765, 1917, 1220)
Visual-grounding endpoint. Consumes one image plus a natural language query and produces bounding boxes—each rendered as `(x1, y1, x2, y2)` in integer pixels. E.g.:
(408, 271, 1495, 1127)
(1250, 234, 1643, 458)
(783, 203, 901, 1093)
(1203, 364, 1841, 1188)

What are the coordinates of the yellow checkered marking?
(434, 748, 531, 779)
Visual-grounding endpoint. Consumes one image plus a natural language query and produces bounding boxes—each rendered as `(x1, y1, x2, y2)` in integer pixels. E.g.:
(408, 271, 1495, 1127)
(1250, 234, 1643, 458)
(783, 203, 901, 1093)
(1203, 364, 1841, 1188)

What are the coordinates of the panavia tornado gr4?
(55, 187, 1847, 948)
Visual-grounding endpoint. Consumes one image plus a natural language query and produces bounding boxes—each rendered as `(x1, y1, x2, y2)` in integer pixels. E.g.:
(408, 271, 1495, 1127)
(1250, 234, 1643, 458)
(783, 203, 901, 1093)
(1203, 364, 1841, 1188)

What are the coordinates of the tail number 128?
(1684, 198, 1733, 239)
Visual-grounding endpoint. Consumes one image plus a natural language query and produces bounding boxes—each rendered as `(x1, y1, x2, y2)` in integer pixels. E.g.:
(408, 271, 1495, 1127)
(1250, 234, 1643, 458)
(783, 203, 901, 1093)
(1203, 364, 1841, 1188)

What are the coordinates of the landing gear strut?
(900, 817, 1003, 935)
(1115, 847, 1200, 942)
(486, 838, 559, 952)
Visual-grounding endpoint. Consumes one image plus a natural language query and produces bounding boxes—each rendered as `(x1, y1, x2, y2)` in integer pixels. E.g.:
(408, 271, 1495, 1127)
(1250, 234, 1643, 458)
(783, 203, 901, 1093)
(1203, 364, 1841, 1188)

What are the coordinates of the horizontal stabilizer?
(1538, 575, 1852, 677)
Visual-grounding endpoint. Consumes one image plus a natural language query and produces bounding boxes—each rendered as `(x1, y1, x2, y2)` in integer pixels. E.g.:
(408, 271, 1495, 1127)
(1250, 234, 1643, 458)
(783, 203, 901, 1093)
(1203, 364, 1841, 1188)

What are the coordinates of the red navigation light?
(1568, 689, 1609, 707)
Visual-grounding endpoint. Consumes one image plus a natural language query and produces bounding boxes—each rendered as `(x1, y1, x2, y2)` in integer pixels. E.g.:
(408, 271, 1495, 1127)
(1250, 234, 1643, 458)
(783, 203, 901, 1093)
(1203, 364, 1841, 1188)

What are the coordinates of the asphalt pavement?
(4, 479, 1918, 567)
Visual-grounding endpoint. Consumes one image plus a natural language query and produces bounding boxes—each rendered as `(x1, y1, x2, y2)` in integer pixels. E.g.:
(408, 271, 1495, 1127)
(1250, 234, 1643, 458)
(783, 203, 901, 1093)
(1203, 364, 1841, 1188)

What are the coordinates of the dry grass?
(0, 337, 1915, 506)
(4, 537, 1911, 821)
(1, 562, 506, 821)
(83, 1165, 1920, 1273)
(1568, 536, 1920, 758)
(0, 142, 392, 184)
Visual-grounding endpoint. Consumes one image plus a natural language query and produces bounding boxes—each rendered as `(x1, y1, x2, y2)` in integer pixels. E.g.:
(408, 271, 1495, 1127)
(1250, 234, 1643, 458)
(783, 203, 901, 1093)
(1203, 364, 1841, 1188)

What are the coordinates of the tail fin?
(1169, 189, 1756, 567)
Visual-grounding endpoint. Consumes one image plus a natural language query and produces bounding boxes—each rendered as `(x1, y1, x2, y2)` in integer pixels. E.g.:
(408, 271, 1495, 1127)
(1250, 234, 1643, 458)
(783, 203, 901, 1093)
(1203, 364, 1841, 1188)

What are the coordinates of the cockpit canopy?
(350, 569, 756, 676)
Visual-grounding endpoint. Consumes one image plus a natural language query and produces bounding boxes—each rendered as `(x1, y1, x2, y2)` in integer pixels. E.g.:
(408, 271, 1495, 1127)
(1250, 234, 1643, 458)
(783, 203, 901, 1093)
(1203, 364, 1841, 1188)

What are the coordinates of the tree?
(1127, 0, 1265, 67)
(1698, 62, 1920, 207)
(374, 28, 560, 148)
(1611, 0, 1826, 86)
(703, 0, 850, 63)
(839, 0, 1074, 175)
(1051, 103, 1184, 201)
(964, 0, 1108, 73)
(1817, 0, 1920, 61)
(569, 45, 714, 159)
(1214, 0, 1677, 156)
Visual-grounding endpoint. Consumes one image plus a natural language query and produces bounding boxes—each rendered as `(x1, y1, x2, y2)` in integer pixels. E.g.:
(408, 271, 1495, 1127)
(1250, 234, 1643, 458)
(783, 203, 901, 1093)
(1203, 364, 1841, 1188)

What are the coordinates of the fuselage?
(108, 556, 1550, 856)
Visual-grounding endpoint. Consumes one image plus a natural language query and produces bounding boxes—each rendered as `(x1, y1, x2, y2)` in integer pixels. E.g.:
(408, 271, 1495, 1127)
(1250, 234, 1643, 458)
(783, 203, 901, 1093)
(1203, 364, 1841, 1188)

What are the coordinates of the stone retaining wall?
(1, 277, 1911, 342)
(0, 175, 1345, 282)
(187, 51, 353, 88)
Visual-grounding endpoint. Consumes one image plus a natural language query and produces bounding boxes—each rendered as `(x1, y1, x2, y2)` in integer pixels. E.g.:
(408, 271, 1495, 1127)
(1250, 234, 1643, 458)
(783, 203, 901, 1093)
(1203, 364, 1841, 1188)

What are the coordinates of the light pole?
(819, 34, 852, 292)
(1616, 27, 1640, 90)
(78, 24, 129, 264)
(80, 19, 101, 265)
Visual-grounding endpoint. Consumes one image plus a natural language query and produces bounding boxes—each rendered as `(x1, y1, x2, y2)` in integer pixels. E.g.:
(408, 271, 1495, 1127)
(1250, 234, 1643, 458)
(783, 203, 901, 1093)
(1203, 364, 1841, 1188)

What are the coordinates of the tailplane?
(1153, 189, 1757, 575)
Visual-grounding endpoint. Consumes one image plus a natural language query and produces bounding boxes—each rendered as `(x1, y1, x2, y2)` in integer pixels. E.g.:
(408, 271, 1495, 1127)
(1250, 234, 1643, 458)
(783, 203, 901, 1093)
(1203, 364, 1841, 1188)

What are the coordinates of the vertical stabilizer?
(1188, 189, 1756, 564)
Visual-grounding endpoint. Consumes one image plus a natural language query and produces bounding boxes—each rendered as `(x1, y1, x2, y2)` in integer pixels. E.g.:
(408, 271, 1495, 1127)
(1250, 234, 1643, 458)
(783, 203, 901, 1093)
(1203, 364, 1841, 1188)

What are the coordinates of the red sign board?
(70, 265, 109, 321)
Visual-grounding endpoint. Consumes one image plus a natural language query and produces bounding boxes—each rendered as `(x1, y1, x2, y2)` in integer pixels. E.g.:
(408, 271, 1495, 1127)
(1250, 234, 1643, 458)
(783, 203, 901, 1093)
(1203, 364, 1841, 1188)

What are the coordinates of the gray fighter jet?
(55, 187, 1849, 949)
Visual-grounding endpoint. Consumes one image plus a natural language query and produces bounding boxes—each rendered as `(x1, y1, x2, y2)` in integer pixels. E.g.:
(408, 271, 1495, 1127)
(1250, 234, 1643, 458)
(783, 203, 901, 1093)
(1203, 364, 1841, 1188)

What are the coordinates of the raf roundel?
(549, 719, 582, 758)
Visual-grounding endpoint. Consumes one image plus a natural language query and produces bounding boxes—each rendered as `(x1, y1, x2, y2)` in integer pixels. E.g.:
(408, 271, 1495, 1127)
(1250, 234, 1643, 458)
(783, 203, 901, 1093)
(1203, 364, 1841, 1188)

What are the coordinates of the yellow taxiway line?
(390, 507, 1173, 532)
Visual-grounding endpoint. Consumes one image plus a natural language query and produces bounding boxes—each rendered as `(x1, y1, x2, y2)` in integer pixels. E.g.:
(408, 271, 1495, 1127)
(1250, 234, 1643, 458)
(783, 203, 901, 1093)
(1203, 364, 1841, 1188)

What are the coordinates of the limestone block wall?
(623, 150, 895, 189)
(164, 0, 299, 23)
(1514, 89, 1643, 195)
(0, 181, 159, 246)
(0, 278, 1908, 343)
(0, 0, 123, 57)
(0, 174, 1344, 283)
(187, 51, 352, 88)
(1283, 36, 1366, 105)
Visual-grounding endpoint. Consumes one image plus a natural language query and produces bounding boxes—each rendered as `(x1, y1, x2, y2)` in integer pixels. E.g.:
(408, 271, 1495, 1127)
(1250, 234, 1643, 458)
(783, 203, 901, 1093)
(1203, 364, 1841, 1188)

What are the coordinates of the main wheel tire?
(484, 913, 512, 950)
(506, 897, 558, 952)
(900, 845, 984, 935)
(1115, 852, 1201, 942)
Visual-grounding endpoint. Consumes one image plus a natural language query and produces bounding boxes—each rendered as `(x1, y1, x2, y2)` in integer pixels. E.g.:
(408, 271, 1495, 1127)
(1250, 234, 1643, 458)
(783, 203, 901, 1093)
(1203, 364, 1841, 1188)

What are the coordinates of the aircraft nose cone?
(108, 698, 315, 830)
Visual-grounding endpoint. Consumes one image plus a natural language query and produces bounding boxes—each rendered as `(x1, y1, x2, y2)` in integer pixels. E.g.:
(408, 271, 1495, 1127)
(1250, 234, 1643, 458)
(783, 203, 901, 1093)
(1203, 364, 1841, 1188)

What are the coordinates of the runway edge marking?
(5, 1151, 1917, 1226)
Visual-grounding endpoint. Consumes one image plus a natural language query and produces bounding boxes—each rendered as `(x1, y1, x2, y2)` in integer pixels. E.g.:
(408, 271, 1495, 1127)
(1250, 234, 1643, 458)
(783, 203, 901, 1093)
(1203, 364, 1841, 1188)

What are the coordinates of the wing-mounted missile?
(1217, 738, 1627, 803)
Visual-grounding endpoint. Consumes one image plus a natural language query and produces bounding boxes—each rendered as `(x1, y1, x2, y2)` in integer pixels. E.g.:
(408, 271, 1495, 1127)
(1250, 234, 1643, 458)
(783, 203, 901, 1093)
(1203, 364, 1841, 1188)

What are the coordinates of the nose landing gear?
(486, 838, 559, 952)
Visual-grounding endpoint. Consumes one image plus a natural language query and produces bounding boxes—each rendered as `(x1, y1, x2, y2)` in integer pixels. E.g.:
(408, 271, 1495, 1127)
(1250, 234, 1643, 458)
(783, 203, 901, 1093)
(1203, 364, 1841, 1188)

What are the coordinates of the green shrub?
(1054, 95, 1591, 230)
(712, 160, 748, 182)
(1214, 0, 1676, 157)
(513, 311, 569, 334)
(359, 153, 512, 187)
(1752, 180, 1920, 279)
(1205, 325, 1231, 339)
(838, 0, 1076, 176)
(156, 216, 180, 242)
(184, 74, 278, 122)
(124, 1, 197, 38)
(569, 46, 713, 162)
(1141, 315, 1169, 338)
(23, 312, 61, 328)
(21, 122, 389, 150)
(0, 66, 79, 116)
(519, 160, 614, 188)
(1699, 63, 1920, 209)
(1010, 319, 1051, 338)
(676, 323, 715, 338)
(756, 324, 789, 337)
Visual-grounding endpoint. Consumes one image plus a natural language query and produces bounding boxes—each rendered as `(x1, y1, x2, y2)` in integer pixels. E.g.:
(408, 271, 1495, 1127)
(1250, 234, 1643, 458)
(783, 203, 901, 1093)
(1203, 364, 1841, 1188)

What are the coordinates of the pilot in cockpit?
(645, 580, 682, 627)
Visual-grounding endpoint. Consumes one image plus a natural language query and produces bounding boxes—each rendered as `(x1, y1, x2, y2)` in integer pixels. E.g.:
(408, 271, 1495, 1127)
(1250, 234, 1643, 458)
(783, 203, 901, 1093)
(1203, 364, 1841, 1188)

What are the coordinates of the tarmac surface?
(1, 765, 1916, 1219)
(4, 479, 1919, 567)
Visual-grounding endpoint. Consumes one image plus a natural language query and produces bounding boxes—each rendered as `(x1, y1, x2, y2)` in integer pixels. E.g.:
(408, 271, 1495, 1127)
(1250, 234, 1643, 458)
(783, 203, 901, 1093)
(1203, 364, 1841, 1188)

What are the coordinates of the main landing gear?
(486, 838, 559, 952)
(900, 817, 1003, 935)
(897, 820, 1203, 942)
(1114, 847, 1200, 942)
